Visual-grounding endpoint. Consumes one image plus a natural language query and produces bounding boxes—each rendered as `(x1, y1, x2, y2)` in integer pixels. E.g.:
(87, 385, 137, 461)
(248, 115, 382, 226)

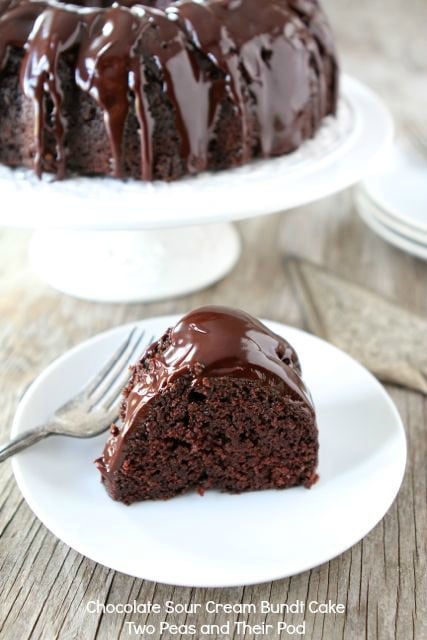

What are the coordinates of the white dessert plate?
(357, 188, 427, 245)
(356, 189, 427, 261)
(359, 143, 427, 235)
(12, 316, 406, 588)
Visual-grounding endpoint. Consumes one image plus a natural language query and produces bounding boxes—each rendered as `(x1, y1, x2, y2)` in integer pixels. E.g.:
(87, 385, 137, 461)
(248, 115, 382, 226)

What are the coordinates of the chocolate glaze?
(0, 0, 337, 179)
(97, 306, 314, 477)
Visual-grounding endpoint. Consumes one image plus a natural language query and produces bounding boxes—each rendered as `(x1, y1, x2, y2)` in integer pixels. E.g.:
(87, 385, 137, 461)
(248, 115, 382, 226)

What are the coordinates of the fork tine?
(83, 326, 139, 399)
(53, 326, 140, 416)
(90, 331, 154, 412)
(100, 334, 157, 412)
(88, 327, 145, 406)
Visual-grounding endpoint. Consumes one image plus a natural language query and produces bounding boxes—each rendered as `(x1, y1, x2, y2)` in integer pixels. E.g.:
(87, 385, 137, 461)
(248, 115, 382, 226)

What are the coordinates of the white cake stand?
(0, 75, 393, 303)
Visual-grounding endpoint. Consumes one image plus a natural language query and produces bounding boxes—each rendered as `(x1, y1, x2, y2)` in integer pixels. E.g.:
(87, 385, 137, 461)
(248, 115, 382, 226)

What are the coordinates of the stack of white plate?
(356, 144, 427, 260)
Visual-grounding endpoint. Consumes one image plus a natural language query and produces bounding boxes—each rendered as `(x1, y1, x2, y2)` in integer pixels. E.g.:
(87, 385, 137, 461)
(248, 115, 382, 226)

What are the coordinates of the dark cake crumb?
(96, 306, 319, 505)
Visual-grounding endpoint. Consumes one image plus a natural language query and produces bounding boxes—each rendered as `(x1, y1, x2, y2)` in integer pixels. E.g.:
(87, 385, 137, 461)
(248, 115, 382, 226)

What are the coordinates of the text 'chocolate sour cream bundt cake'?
(0, 0, 338, 181)
(96, 306, 318, 504)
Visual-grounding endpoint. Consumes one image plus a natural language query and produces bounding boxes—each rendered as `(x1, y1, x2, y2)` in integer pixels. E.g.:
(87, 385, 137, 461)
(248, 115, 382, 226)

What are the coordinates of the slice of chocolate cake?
(96, 306, 318, 504)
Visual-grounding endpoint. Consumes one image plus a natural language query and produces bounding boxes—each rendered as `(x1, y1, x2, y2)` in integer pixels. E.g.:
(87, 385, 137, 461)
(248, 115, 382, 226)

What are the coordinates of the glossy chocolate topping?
(0, 0, 337, 178)
(98, 306, 314, 475)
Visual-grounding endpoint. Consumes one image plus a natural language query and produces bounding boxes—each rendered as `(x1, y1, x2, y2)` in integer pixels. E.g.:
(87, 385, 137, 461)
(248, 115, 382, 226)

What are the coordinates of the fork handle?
(0, 427, 53, 463)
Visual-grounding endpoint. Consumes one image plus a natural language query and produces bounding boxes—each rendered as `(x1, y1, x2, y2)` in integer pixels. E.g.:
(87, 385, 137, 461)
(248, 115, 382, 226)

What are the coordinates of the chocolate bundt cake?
(96, 306, 319, 504)
(0, 0, 338, 180)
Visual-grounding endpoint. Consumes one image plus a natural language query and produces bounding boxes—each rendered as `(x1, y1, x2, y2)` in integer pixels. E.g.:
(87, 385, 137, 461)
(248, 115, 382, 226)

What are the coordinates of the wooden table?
(0, 1, 426, 638)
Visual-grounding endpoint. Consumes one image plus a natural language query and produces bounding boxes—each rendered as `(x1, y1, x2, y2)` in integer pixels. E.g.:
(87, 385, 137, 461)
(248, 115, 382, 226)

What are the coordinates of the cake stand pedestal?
(29, 225, 241, 303)
(0, 76, 393, 303)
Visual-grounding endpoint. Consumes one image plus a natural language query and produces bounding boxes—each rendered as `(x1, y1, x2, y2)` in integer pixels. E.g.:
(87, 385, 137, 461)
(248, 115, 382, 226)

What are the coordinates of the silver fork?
(0, 326, 151, 463)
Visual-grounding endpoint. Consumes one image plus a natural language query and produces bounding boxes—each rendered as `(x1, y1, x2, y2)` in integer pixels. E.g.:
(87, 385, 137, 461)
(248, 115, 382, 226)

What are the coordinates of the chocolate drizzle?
(75, 6, 153, 178)
(21, 6, 84, 177)
(0, 0, 337, 179)
(99, 306, 314, 476)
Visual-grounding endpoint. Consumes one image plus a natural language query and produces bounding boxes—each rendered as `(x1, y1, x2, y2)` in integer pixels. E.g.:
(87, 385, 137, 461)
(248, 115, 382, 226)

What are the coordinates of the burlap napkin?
(286, 256, 427, 394)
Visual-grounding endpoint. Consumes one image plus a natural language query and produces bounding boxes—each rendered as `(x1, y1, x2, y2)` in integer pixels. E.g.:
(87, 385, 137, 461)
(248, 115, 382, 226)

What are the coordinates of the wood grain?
(0, 1, 426, 638)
